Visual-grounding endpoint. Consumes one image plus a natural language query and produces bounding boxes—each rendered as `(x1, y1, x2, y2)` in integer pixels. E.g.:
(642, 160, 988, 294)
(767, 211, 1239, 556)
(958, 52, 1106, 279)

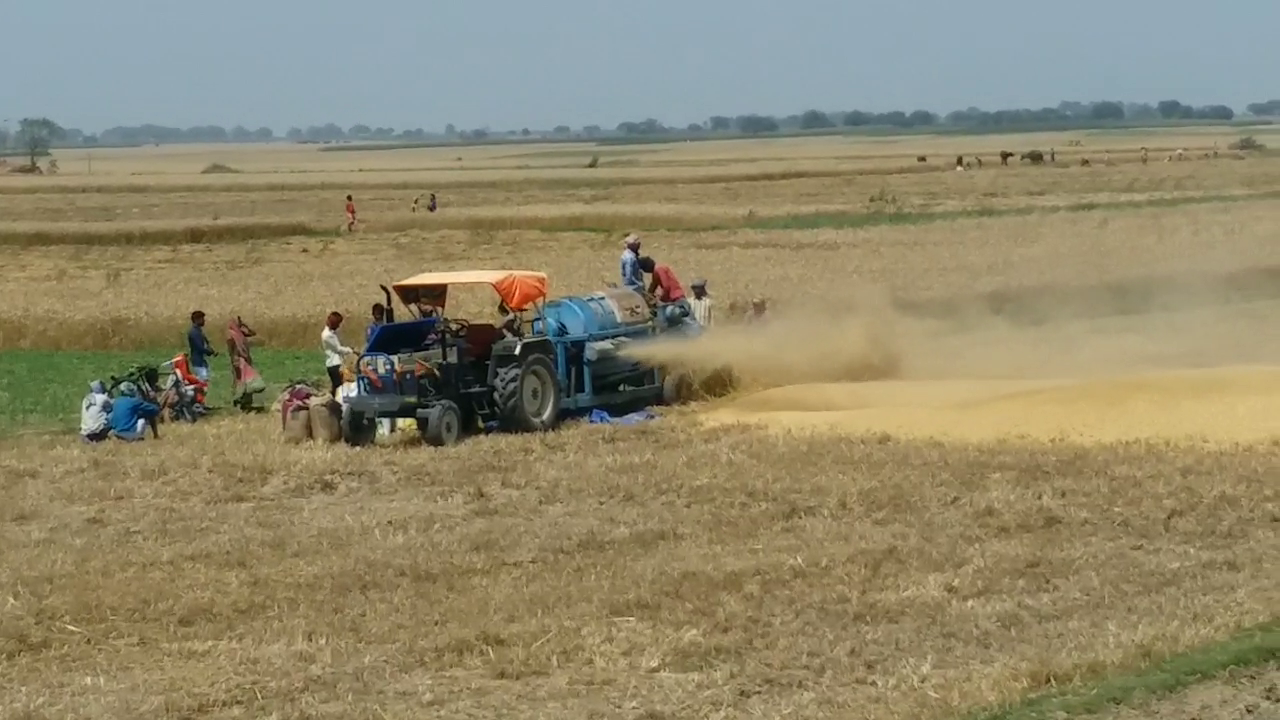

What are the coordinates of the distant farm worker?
(365, 303, 386, 349)
(345, 194, 358, 232)
(688, 279, 713, 327)
(109, 382, 161, 442)
(427, 193, 437, 212)
(79, 380, 113, 443)
(637, 255, 692, 327)
(747, 297, 770, 323)
(322, 311, 356, 397)
(411, 195, 421, 213)
(187, 310, 218, 386)
(620, 233, 644, 291)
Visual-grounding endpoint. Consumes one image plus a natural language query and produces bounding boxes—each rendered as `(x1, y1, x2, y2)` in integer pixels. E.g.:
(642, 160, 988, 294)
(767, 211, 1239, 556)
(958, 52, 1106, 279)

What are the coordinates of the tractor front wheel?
(494, 355, 562, 432)
(342, 407, 377, 447)
(419, 400, 462, 447)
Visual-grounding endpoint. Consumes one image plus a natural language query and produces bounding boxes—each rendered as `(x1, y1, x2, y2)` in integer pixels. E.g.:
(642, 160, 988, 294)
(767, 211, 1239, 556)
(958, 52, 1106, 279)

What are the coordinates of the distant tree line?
(612, 99, 1246, 136)
(1, 98, 1273, 151)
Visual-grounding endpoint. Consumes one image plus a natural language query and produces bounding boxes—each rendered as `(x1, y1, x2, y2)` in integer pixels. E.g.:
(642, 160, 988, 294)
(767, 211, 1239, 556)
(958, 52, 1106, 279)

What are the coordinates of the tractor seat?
(462, 323, 505, 359)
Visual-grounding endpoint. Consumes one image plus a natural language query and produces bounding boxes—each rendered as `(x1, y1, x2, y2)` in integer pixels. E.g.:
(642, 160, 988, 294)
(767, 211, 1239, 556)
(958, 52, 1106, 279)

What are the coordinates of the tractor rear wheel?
(419, 400, 462, 447)
(661, 370, 696, 405)
(494, 354, 562, 432)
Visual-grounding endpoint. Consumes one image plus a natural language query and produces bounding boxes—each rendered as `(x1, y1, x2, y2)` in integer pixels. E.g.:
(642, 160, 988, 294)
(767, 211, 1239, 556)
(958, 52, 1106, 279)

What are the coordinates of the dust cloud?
(626, 267, 1280, 444)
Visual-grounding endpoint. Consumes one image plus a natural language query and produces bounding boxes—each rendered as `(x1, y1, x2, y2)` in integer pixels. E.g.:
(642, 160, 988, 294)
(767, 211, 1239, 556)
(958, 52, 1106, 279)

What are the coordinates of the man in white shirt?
(688, 279, 713, 328)
(321, 311, 355, 397)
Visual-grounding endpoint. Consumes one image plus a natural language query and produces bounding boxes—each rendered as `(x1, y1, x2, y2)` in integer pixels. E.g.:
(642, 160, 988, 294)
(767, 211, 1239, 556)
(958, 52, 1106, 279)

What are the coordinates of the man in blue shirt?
(187, 311, 217, 385)
(620, 233, 644, 291)
(109, 382, 161, 441)
(365, 303, 386, 349)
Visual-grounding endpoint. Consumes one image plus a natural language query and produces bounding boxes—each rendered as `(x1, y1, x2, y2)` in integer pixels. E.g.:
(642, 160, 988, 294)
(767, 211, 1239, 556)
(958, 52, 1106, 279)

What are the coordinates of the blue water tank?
(535, 288, 652, 338)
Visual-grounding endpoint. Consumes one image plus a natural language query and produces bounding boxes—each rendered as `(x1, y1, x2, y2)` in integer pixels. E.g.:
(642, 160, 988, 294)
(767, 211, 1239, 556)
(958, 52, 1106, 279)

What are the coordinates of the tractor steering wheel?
(445, 318, 471, 338)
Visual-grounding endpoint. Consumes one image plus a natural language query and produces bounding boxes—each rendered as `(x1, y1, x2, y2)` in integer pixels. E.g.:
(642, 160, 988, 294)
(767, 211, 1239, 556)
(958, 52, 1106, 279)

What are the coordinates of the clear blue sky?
(8, 0, 1278, 132)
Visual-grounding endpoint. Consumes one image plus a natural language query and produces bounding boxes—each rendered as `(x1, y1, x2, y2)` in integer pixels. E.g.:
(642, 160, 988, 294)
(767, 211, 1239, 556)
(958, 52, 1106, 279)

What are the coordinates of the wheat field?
(2, 129, 1279, 719)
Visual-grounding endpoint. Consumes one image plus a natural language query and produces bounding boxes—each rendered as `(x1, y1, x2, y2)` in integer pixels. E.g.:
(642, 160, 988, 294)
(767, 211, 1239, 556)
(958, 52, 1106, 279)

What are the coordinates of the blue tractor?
(343, 269, 718, 446)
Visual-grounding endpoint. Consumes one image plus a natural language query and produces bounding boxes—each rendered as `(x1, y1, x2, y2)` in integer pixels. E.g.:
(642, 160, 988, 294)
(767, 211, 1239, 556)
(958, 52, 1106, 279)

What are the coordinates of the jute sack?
(308, 396, 343, 443)
(282, 401, 312, 443)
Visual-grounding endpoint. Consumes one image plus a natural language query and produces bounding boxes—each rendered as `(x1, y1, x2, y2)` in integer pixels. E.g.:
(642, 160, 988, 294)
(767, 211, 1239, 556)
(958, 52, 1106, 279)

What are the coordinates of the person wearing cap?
(108, 382, 161, 441)
(688, 279, 713, 327)
(80, 380, 113, 443)
(620, 234, 645, 291)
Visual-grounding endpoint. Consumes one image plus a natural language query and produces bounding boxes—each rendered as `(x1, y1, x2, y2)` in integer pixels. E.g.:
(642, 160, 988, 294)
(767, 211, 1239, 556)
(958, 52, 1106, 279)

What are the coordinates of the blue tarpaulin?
(587, 409, 658, 425)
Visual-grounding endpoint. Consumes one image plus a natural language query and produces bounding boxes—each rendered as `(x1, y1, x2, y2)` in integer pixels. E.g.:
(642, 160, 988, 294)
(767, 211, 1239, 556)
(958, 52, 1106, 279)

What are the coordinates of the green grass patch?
(964, 619, 1280, 720)
(0, 349, 325, 435)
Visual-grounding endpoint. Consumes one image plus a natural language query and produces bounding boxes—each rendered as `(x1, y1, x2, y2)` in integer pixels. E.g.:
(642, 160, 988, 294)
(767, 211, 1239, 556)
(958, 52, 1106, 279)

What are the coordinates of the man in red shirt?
(637, 256, 693, 329)
(638, 256, 685, 302)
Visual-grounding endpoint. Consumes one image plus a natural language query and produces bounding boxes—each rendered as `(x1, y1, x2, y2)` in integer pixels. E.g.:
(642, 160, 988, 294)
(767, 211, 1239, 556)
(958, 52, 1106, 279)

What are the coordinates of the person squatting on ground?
(637, 255, 693, 327)
(109, 382, 161, 441)
(322, 311, 356, 398)
(80, 380, 113, 443)
(411, 193, 438, 214)
(689, 280, 713, 327)
(188, 310, 218, 386)
(620, 234, 644, 291)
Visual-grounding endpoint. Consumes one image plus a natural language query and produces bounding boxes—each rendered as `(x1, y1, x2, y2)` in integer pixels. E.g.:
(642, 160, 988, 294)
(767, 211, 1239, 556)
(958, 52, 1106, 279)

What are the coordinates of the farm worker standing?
(620, 234, 644, 291)
(80, 380, 113, 443)
(322, 311, 355, 398)
(688, 280, 713, 327)
(187, 310, 218, 386)
(345, 194, 358, 232)
(109, 382, 161, 441)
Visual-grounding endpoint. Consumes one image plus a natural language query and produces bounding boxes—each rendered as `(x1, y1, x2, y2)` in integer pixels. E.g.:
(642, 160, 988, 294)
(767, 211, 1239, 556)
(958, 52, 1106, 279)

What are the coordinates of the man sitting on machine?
(637, 255, 693, 328)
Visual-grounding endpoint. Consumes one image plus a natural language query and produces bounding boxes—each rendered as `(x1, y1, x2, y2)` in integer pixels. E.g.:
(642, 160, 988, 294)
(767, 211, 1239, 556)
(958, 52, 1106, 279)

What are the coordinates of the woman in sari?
(227, 316, 264, 410)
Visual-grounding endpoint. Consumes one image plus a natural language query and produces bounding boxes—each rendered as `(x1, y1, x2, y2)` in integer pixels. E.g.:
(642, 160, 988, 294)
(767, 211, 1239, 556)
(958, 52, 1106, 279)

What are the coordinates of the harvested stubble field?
(2, 130, 1279, 719)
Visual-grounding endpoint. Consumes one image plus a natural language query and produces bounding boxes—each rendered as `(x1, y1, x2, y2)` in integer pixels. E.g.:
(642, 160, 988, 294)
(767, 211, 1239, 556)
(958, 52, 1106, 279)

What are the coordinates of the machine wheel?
(661, 370, 696, 405)
(342, 407, 377, 446)
(494, 354, 562, 432)
(418, 400, 462, 447)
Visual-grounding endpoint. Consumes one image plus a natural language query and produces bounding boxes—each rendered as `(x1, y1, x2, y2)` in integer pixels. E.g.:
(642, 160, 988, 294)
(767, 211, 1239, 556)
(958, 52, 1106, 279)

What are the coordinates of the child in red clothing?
(344, 194, 358, 232)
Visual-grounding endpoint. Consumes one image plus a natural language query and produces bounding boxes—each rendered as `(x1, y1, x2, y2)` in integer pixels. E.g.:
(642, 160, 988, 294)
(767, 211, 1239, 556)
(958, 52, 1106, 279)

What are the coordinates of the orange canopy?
(390, 270, 549, 312)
